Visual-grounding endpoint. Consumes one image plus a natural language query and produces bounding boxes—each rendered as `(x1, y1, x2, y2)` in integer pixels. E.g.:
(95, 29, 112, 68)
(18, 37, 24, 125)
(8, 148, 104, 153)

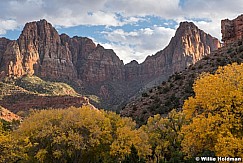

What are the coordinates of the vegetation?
(15, 75, 78, 96)
(142, 92, 149, 97)
(0, 82, 30, 100)
(1, 62, 243, 162)
(0, 106, 151, 162)
(181, 63, 243, 158)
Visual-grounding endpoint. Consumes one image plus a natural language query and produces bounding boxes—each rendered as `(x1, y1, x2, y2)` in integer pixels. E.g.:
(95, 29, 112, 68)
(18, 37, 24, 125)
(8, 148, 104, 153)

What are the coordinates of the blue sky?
(0, 0, 243, 63)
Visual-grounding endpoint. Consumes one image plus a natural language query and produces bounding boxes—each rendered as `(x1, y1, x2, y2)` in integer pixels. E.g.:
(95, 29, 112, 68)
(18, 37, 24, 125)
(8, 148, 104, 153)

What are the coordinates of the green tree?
(122, 144, 145, 163)
(141, 109, 185, 162)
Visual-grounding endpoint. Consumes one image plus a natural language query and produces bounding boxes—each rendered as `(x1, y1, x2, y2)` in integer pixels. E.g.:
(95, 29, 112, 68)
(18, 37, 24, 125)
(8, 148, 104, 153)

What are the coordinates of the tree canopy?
(181, 63, 243, 158)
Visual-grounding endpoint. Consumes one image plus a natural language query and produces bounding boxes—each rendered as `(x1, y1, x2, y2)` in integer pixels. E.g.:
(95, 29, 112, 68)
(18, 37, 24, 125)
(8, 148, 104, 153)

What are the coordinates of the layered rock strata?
(222, 14, 243, 45)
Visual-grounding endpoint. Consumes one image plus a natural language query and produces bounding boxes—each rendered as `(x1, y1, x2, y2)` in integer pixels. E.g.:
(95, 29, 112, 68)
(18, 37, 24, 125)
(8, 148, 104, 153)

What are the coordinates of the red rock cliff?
(125, 22, 221, 81)
(0, 20, 221, 110)
(222, 14, 243, 45)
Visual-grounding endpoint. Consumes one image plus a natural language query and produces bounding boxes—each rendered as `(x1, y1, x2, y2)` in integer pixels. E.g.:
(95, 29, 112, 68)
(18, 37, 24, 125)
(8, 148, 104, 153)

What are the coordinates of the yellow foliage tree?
(141, 109, 185, 162)
(14, 106, 113, 162)
(106, 111, 151, 161)
(0, 121, 29, 163)
(181, 63, 243, 158)
(9, 106, 151, 162)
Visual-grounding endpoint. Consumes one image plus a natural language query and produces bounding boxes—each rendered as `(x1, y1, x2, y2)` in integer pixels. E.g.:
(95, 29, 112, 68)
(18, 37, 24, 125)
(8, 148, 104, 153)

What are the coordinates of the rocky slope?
(121, 14, 243, 124)
(0, 19, 220, 110)
(0, 76, 93, 114)
(0, 94, 90, 113)
(0, 106, 21, 122)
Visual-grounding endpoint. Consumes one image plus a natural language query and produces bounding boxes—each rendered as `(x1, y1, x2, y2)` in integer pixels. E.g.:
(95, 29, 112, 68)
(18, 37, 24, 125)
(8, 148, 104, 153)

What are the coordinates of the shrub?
(227, 47, 234, 54)
(142, 92, 149, 97)
(237, 45, 243, 53)
(162, 86, 170, 93)
(174, 73, 182, 80)
(238, 40, 242, 46)
(198, 64, 203, 69)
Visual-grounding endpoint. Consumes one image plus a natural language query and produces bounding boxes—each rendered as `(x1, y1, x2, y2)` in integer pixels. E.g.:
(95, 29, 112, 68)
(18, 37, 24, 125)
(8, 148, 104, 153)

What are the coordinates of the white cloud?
(0, 0, 182, 27)
(1, 0, 243, 63)
(0, 0, 242, 33)
(102, 26, 175, 63)
(180, 0, 243, 40)
(0, 19, 18, 35)
(106, 0, 181, 18)
(45, 11, 122, 27)
(193, 20, 221, 40)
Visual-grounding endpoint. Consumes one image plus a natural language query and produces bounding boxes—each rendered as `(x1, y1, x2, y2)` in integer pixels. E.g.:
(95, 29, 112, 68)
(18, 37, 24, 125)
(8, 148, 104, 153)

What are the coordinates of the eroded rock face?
(2, 41, 24, 77)
(18, 19, 77, 79)
(0, 19, 221, 110)
(0, 38, 11, 78)
(79, 44, 125, 83)
(222, 14, 243, 45)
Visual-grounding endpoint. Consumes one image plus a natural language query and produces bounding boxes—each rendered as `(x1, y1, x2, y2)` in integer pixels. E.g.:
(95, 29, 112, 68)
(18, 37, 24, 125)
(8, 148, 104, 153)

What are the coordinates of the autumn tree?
(13, 106, 114, 162)
(105, 111, 151, 162)
(141, 109, 185, 162)
(181, 63, 243, 158)
(8, 106, 151, 162)
(0, 120, 28, 163)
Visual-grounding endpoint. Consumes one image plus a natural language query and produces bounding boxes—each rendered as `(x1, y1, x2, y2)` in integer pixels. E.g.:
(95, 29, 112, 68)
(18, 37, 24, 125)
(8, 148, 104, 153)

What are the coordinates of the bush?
(162, 86, 170, 93)
(142, 92, 149, 97)
(227, 47, 234, 54)
(237, 45, 243, 53)
(198, 64, 203, 69)
(238, 40, 242, 46)
(174, 73, 182, 80)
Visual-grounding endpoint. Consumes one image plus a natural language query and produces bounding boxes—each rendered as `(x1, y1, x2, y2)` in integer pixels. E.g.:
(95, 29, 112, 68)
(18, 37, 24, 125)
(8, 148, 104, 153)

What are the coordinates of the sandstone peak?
(127, 60, 139, 65)
(0, 19, 221, 110)
(179, 21, 198, 28)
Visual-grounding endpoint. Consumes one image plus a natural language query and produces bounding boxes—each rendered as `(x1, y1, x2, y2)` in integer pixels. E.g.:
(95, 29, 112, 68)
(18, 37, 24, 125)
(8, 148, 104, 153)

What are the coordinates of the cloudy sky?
(0, 0, 242, 63)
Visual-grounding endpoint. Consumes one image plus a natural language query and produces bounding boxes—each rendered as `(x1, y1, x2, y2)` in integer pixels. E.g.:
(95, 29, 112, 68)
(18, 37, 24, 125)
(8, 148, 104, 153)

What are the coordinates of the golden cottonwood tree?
(141, 109, 185, 162)
(14, 107, 113, 163)
(105, 111, 151, 161)
(181, 63, 243, 158)
(0, 121, 29, 163)
(9, 106, 151, 162)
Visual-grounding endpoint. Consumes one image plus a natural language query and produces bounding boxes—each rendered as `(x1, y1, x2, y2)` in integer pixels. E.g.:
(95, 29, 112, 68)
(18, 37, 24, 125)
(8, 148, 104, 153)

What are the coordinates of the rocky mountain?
(0, 19, 220, 110)
(125, 22, 220, 87)
(121, 14, 243, 124)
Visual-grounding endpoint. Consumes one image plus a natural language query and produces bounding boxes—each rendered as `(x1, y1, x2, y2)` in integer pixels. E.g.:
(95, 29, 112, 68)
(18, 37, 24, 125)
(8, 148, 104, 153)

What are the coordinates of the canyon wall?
(0, 19, 221, 110)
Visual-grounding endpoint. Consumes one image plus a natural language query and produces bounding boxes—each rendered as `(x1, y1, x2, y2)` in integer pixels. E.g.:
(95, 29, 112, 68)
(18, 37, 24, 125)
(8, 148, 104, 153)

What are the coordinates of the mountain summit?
(125, 22, 221, 85)
(0, 19, 220, 110)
